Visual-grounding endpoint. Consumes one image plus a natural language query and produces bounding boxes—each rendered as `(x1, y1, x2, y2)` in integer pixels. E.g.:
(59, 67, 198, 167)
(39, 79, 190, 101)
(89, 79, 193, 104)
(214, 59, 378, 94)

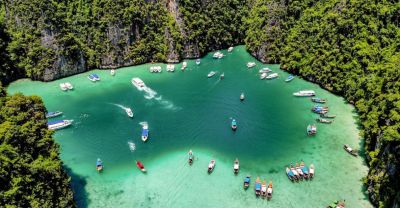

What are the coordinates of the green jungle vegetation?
(0, 0, 399, 207)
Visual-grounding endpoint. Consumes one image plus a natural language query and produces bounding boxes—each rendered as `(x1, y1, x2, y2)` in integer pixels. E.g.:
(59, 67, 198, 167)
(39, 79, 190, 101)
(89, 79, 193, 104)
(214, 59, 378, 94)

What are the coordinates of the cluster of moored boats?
(46, 111, 73, 130)
(59, 82, 73, 91)
(285, 161, 315, 181)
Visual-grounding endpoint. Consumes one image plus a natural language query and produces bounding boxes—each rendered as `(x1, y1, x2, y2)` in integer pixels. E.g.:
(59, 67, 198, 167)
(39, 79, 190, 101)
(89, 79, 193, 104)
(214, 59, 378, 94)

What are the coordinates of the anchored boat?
(300, 161, 309, 179)
(247, 62, 256, 68)
(243, 176, 251, 189)
(316, 118, 332, 124)
(213, 52, 223, 59)
(311, 97, 327, 103)
(240, 92, 245, 101)
(181, 62, 187, 70)
(141, 124, 149, 142)
(188, 150, 194, 165)
(60, 83, 68, 91)
(309, 164, 315, 178)
(110, 69, 115, 76)
(46, 111, 63, 118)
(259, 68, 272, 73)
(261, 180, 267, 197)
(136, 160, 146, 172)
(47, 120, 73, 130)
(285, 75, 294, 82)
(320, 113, 336, 118)
(228, 46, 234, 52)
(166, 64, 175, 72)
(344, 144, 358, 157)
(267, 181, 273, 199)
(295, 162, 304, 179)
(195, 59, 201, 65)
(65, 82, 73, 90)
(96, 158, 103, 172)
(260, 73, 267, 79)
(220, 73, 225, 79)
(293, 90, 316, 97)
(207, 71, 216, 78)
(88, 74, 100, 82)
(208, 160, 215, 173)
(307, 124, 317, 135)
(231, 119, 237, 131)
(266, 73, 279, 79)
(254, 177, 261, 196)
(286, 167, 295, 181)
(233, 158, 239, 174)
(290, 163, 300, 180)
(125, 108, 133, 118)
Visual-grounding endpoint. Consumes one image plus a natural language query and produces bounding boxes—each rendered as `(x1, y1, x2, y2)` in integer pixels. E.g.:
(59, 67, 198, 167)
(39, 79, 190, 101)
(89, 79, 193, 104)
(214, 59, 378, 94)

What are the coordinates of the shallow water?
(8, 46, 372, 207)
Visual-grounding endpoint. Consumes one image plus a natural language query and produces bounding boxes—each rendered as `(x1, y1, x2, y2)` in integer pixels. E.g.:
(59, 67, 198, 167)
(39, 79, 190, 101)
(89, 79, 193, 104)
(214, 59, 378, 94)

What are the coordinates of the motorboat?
(286, 167, 295, 181)
(267, 181, 273, 199)
(195, 59, 201, 65)
(266, 73, 279, 79)
(247, 62, 256, 68)
(136, 160, 146, 172)
(220, 73, 224, 79)
(47, 120, 73, 130)
(259, 68, 272, 73)
(207, 71, 216, 78)
(240, 93, 245, 101)
(141, 124, 149, 142)
(231, 119, 237, 131)
(295, 162, 304, 179)
(233, 158, 239, 174)
(131, 77, 146, 89)
(260, 73, 267, 79)
(290, 163, 299, 180)
(59, 83, 68, 91)
(311, 97, 327, 103)
(293, 90, 316, 97)
(261, 180, 267, 197)
(110, 69, 115, 76)
(166, 64, 175, 72)
(316, 118, 332, 124)
(307, 124, 317, 135)
(88, 74, 100, 82)
(254, 177, 261, 196)
(181, 62, 187, 70)
(243, 176, 251, 189)
(208, 160, 215, 173)
(300, 161, 309, 179)
(125, 108, 133, 118)
(344, 144, 358, 157)
(46, 111, 63, 118)
(65, 82, 73, 90)
(188, 150, 194, 165)
(285, 75, 294, 82)
(312, 106, 329, 114)
(320, 113, 336, 118)
(96, 158, 103, 172)
(213, 52, 223, 59)
(228, 46, 234, 52)
(150, 66, 162, 73)
(309, 164, 315, 178)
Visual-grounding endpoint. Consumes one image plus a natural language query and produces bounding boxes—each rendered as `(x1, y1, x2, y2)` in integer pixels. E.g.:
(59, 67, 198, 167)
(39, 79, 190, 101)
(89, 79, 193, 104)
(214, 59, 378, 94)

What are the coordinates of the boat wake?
(139, 121, 148, 127)
(112, 103, 129, 111)
(134, 86, 181, 111)
(127, 141, 136, 152)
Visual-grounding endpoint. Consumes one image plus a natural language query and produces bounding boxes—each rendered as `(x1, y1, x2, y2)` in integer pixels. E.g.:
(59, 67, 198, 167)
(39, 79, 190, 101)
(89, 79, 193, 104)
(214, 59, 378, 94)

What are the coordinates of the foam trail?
(139, 121, 148, 127)
(133, 84, 181, 111)
(110, 103, 128, 111)
(127, 141, 136, 152)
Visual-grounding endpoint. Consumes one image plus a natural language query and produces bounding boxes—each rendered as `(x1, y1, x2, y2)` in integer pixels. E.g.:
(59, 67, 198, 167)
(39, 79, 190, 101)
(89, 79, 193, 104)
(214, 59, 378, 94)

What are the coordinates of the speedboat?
(231, 119, 237, 131)
(228, 46, 234, 52)
(208, 160, 215, 173)
(320, 113, 336, 118)
(247, 62, 256, 68)
(266, 73, 279, 79)
(110, 69, 116, 76)
(125, 108, 133, 118)
(181, 62, 187, 70)
(59, 83, 68, 91)
(300, 161, 309, 179)
(254, 177, 261, 196)
(166, 64, 175, 72)
(195, 59, 201, 65)
(46, 111, 63, 118)
(259, 68, 272, 73)
(240, 93, 245, 101)
(293, 90, 316, 97)
(136, 160, 146, 172)
(47, 120, 73, 130)
(311, 97, 327, 103)
(260, 73, 267, 79)
(243, 176, 251, 189)
(141, 125, 149, 142)
(267, 181, 273, 199)
(309, 164, 315, 178)
(88, 74, 100, 82)
(261, 180, 267, 197)
(220, 73, 224, 79)
(213, 52, 223, 59)
(207, 71, 216, 78)
(233, 158, 239, 174)
(96, 158, 103, 172)
(188, 150, 194, 165)
(316, 118, 332, 124)
(286, 167, 295, 181)
(65, 82, 73, 90)
(307, 124, 317, 135)
(131, 77, 146, 89)
(285, 75, 294, 82)
(344, 144, 358, 157)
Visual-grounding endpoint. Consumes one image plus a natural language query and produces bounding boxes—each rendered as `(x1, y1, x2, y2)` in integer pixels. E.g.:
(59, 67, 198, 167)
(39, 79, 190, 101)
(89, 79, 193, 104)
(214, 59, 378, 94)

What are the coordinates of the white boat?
(260, 73, 267, 79)
(213, 52, 223, 59)
(181, 62, 187, 70)
(131, 78, 146, 89)
(259, 68, 272, 73)
(65, 82, 73, 90)
(293, 90, 316, 97)
(110, 69, 115, 76)
(59, 83, 68, 91)
(207, 71, 216, 78)
(228, 47, 234, 52)
(141, 125, 149, 142)
(266, 73, 278, 79)
(46, 111, 63, 118)
(88, 74, 100, 82)
(233, 158, 239, 174)
(166, 64, 175, 72)
(247, 62, 256, 68)
(208, 160, 216, 173)
(150, 66, 162, 73)
(47, 120, 73, 130)
(125, 108, 133, 118)
(195, 59, 201, 65)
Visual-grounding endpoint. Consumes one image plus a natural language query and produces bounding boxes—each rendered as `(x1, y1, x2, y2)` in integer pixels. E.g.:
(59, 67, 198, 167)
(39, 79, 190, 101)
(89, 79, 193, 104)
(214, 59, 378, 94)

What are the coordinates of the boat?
(233, 158, 239, 174)
(65, 82, 73, 90)
(195, 59, 201, 65)
(344, 144, 358, 157)
(267, 181, 273, 199)
(110, 69, 115, 76)
(243, 176, 251, 189)
(228, 46, 234, 52)
(312, 106, 329, 114)
(240, 92, 245, 101)
(316, 118, 333, 124)
(136, 160, 146, 172)
(247, 62, 256, 68)
(59, 83, 68, 91)
(300, 161, 309, 179)
(286, 167, 295, 181)
(188, 150, 194, 165)
(259, 68, 272, 73)
(260, 73, 267, 79)
(311, 97, 327, 103)
(307, 124, 317, 135)
(166, 64, 175, 72)
(47, 120, 73, 130)
(220, 73, 224, 79)
(254, 177, 261, 196)
(261, 180, 267, 197)
(125, 108, 133, 118)
(295, 162, 304, 179)
(46, 111, 63, 118)
(213, 52, 223, 59)
(207, 71, 216, 78)
(150, 66, 162, 73)
(285, 75, 294, 82)
(231, 119, 237, 131)
(181, 62, 187, 70)
(141, 124, 149, 142)
(309, 163, 315, 178)
(320, 113, 336, 118)
(88, 74, 100, 82)
(208, 160, 215, 173)
(266, 73, 279, 79)
(96, 158, 103, 172)
(290, 163, 299, 180)
(131, 77, 146, 89)
(293, 90, 316, 97)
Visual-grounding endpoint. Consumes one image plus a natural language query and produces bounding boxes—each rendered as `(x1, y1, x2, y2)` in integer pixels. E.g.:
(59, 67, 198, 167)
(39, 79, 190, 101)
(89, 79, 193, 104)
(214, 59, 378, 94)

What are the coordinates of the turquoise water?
(8, 46, 372, 207)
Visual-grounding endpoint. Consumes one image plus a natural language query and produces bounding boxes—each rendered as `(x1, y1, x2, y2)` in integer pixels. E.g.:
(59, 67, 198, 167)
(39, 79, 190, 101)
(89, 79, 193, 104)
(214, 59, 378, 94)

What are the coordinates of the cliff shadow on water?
(64, 165, 90, 208)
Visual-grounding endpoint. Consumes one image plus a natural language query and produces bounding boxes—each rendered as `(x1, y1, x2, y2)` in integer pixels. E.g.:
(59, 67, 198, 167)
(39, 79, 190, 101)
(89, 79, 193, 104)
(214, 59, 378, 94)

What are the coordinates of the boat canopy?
(255, 183, 261, 190)
(96, 159, 102, 166)
(142, 128, 149, 136)
(301, 167, 309, 174)
(244, 177, 250, 183)
(92, 74, 99, 78)
(232, 119, 237, 125)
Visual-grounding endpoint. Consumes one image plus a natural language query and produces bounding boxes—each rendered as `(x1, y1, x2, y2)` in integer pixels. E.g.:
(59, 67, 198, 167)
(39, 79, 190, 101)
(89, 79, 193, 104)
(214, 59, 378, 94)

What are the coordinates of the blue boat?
(286, 167, 295, 181)
(92, 74, 100, 81)
(243, 176, 251, 189)
(96, 158, 103, 172)
(255, 177, 261, 196)
(307, 124, 317, 135)
(141, 125, 149, 142)
(88, 74, 100, 82)
(45, 111, 63, 118)
(47, 120, 73, 130)
(231, 119, 237, 131)
(311, 97, 327, 103)
(285, 75, 294, 82)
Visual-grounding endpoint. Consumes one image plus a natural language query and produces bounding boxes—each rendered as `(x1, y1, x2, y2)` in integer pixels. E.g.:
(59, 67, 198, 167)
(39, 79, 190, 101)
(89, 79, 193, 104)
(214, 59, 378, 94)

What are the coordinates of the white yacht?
(166, 64, 175, 72)
(213, 52, 223, 59)
(247, 62, 256, 68)
(260, 73, 267, 79)
(293, 90, 316, 97)
(266, 73, 279, 79)
(125, 108, 133, 118)
(110, 69, 115, 76)
(259, 68, 272, 73)
(228, 47, 234, 52)
(47, 120, 73, 130)
(207, 71, 216, 78)
(65, 82, 73, 90)
(131, 78, 146, 89)
(150, 66, 162, 73)
(181, 62, 187, 70)
(59, 83, 68, 91)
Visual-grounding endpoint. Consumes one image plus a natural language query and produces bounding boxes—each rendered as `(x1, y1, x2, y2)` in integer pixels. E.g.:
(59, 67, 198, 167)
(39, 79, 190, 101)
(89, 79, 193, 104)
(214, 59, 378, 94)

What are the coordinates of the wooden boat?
(254, 177, 261, 196)
(307, 124, 317, 135)
(240, 92, 245, 101)
(233, 158, 239, 174)
(316, 118, 333, 124)
(295, 162, 304, 179)
(311, 97, 327, 103)
(243, 176, 251, 189)
(261, 180, 267, 197)
(286, 167, 295, 181)
(309, 163, 315, 178)
(300, 161, 309, 179)
(343, 144, 358, 157)
(136, 160, 146, 172)
(320, 113, 337, 118)
(188, 150, 194, 165)
(208, 160, 215, 173)
(312, 106, 329, 114)
(267, 180, 273, 200)
(96, 158, 103, 172)
(231, 119, 237, 131)
(220, 73, 225, 79)
(290, 163, 299, 180)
